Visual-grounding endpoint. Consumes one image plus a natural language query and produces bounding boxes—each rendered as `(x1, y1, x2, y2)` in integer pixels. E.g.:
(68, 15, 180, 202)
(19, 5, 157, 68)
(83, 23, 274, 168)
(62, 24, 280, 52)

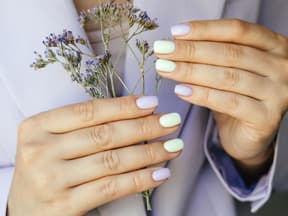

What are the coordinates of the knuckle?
(118, 97, 132, 112)
(222, 68, 241, 88)
(89, 124, 113, 149)
(185, 63, 198, 81)
(275, 34, 288, 55)
(132, 172, 145, 192)
(18, 135, 52, 165)
(185, 41, 196, 58)
(227, 94, 240, 110)
(101, 177, 118, 198)
(33, 171, 56, 198)
(48, 193, 75, 214)
(103, 150, 121, 171)
(230, 19, 249, 39)
(19, 142, 43, 165)
(138, 118, 153, 138)
(223, 44, 244, 63)
(74, 100, 95, 123)
(198, 88, 211, 105)
(144, 144, 156, 162)
(18, 117, 37, 142)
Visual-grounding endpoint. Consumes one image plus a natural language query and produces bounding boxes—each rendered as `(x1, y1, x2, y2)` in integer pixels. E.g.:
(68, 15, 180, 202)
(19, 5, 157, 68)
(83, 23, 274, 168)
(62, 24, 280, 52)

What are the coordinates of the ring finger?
(62, 139, 183, 186)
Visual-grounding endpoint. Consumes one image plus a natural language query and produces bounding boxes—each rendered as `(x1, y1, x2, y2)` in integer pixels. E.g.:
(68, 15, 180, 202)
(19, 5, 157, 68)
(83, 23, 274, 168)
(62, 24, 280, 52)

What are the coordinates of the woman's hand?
(8, 96, 183, 216)
(154, 19, 288, 175)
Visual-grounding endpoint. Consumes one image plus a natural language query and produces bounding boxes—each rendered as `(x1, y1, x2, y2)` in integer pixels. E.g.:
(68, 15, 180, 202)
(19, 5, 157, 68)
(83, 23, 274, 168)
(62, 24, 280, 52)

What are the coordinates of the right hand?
(8, 96, 182, 216)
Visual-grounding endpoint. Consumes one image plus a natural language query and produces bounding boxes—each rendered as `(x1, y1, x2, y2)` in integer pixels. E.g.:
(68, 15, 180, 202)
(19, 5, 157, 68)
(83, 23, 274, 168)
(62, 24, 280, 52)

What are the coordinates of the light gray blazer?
(0, 0, 287, 216)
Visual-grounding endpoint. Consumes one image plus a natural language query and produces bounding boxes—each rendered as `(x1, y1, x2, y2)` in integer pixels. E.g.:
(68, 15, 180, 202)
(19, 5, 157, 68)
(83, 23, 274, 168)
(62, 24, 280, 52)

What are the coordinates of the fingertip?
(151, 168, 171, 182)
(174, 84, 193, 97)
(136, 96, 159, 110)
(155, 59, 176, 73)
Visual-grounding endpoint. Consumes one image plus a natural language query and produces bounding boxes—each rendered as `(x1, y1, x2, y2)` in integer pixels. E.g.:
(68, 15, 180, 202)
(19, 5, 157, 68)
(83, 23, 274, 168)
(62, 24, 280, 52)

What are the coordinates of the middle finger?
(55, 113, 181, 159)
(154, 40, 281, 77)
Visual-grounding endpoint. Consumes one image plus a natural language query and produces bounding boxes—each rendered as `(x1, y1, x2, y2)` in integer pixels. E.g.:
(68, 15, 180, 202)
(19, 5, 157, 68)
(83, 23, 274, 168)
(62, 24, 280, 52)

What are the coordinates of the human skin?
(8, 96, 182, 215)
(75, 0, 287, 181)
(154, 19, 288, 182)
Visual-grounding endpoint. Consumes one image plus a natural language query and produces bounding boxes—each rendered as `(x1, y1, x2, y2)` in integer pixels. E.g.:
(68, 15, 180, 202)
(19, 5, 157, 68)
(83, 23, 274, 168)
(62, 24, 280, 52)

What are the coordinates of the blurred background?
(237, 192, 288, 216)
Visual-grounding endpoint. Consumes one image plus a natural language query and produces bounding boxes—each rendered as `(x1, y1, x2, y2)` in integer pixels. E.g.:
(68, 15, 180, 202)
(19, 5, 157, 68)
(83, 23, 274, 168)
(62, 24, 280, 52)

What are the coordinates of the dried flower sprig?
(32, 0, 160, 210)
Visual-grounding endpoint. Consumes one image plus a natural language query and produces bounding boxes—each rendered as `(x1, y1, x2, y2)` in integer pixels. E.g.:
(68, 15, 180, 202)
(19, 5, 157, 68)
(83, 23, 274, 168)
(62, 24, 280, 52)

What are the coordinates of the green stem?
(142, 190, 152, 211)
(104, 64, 116, 97)
(113, 69, 132, 95)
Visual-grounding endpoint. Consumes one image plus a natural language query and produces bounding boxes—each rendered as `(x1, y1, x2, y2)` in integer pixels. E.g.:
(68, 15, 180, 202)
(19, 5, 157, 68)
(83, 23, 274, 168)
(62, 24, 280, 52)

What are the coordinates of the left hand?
(154, 19, 288, 169)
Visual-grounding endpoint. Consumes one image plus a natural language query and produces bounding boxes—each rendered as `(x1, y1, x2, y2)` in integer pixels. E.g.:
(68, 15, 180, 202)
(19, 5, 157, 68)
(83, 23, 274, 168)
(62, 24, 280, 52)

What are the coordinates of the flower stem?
(142, 190, 152, 211)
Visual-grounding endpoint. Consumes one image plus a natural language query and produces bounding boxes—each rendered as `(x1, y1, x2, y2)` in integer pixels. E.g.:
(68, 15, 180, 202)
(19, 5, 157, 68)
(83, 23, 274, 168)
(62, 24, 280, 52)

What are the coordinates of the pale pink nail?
(171, 24, 191, 36)
(136, 96, 159, 109)
(174, 85, 193, 96)
(152, 168, 171, 181)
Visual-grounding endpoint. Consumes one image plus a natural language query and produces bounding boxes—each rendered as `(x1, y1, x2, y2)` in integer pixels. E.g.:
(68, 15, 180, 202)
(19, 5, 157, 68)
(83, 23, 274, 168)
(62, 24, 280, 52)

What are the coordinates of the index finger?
(171, 19, 288, 55)
(31, 96, 158, 133)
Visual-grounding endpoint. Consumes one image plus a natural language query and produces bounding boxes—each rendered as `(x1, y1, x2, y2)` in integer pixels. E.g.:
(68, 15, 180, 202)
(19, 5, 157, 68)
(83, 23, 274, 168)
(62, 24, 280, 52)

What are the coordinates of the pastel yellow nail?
(155, 59, 176, 73)
(164, 139, 184, 153)
(154, 40, 175, 54)
(159, 113, 181, 128)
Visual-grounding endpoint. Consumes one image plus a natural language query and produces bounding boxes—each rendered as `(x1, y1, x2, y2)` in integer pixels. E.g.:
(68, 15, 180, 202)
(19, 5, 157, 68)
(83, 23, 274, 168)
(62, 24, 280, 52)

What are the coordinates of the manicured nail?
(136, 96, 159, 109)
(164, 138, 184, 153)
(152, 168, 171, 181)
(159, 113, 181, 128)
(174, 85, 192, 96)
(155, 59, 176, 73)
(154, 40, 175, 54)
(171, 24, 191, 36)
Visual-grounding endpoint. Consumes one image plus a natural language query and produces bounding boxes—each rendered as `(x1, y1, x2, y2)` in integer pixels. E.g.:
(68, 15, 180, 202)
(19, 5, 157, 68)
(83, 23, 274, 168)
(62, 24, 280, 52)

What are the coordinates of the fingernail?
(154, 40, 175, 54)
(136, 96, 159, 109)
(174, 85, 192, 96)
(164, 138, 184, 153)
(159, 113, 181, 128)
(155, 59, 176, 73)
(152, 168, 171, 181)
(171, 24, 191, 36)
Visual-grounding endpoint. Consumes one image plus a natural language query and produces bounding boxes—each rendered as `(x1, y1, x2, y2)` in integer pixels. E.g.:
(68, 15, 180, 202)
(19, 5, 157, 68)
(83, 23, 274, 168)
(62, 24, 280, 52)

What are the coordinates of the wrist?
(235, 144, 274, 185)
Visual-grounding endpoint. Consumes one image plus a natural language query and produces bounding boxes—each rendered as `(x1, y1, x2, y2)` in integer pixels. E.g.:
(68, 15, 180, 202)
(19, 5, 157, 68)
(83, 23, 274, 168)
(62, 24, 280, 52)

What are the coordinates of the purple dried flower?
(136, 39, 152, 57)
(128, 7, 158, 30)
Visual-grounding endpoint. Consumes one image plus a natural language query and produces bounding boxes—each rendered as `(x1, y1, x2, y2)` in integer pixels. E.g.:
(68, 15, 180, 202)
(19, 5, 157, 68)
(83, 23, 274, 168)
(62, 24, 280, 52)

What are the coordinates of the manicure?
(174, 85, 192, 96)
(155, 59, 176, 73)
(136, 96, 159, 109)
(154, 40, 175, 54)
(171, 24, 191, 36)
(152, 168, 171, 181)
(164, 138, 184, 153)
(159, 113, 181, 128)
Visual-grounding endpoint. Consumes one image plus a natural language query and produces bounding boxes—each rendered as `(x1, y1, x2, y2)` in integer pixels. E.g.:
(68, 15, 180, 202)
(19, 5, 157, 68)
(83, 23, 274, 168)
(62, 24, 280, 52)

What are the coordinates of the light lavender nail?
(174, 85, 193, 96)
(152, 168, 171, 181)
(136, 96, 159, 109)
(171, 24, 191, 36)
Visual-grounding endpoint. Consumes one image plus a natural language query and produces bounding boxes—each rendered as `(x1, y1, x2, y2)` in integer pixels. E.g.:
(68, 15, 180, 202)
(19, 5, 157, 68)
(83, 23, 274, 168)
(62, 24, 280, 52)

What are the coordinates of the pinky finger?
(70, 167, 170, 214)
(174, 84, 266, 124)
